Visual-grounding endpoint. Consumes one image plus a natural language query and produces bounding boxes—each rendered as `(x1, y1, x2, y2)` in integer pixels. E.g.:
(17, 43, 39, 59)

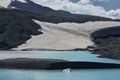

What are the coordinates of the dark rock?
(90, 26, 120, 60)
(91, 37, 120, 60)
(73, 48, 88, 51)
(91, 26, 120, 39)
(0, 58, 120, 70)
(0, 8, 42, 50)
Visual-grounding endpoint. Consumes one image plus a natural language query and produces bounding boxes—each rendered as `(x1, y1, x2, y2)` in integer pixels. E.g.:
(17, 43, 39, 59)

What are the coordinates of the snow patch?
(0, 0, 27, 8)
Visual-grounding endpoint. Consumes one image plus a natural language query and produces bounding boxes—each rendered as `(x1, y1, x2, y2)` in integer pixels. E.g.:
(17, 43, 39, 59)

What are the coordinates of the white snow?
(0, 0, 27, 8)
(12, 20, 120, 51)
(0, 0, 11, 8)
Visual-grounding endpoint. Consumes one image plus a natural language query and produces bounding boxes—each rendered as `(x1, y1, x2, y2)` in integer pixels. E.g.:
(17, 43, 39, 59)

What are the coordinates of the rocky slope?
(0, 9, 42, 50)
(89, 26, 120, 60)
(92, 35, 120, 60)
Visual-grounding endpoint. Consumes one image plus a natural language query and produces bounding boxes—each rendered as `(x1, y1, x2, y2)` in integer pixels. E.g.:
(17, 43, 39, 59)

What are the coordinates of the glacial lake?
(0, 51, 120, 80)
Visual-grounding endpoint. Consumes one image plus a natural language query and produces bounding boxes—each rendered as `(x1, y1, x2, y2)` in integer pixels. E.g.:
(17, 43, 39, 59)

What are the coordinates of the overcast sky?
(31, 0, 120, 19)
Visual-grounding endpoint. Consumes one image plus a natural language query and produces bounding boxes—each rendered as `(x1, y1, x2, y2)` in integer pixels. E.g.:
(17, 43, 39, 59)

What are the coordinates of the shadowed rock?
(91, 26, 120, 39)
(0, 58, 120, 70)
(91, 26, 120, 60)
(0, 8, 42, 50)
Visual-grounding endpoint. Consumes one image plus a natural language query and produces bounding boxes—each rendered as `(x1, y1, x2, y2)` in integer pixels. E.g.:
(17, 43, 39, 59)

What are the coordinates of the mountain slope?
(0, 0, 119, 23)
(0, 0, 120, 50)
(8, 0, 56, 12)
(0, 8, 42, 50)
(0, 8, 118, 50)
(0, 0, 70, 13)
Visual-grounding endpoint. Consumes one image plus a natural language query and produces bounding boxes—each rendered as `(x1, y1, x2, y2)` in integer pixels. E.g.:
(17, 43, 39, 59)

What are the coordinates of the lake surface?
(0, 68, 120, 80)
(0, 51, 120, 80)
(0, 51, 120, 63)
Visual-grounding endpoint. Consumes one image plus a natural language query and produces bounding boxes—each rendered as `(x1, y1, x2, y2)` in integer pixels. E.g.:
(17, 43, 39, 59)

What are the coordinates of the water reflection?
(0, 69, 120, 80)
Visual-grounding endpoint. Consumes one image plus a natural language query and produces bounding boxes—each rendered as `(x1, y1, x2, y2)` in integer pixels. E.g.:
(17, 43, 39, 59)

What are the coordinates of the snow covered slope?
(0, 0, 27, 8)
(12, 20, 120, 51)
(0, 0, 11, 8)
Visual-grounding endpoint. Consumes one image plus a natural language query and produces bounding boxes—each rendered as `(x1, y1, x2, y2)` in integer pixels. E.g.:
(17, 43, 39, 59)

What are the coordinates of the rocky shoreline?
(20, 48, 88, 51)
(0, 58, 120, 70)
(91, 37, 120, 60)
(90, 26, 120, 60)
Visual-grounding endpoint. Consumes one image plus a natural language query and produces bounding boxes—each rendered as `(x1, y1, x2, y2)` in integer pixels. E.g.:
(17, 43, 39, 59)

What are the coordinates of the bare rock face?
(90, 26, 120, 60)
(91, 26, 120, 39)
(0, 9, 42, 50)
(92, 37, 120, 60)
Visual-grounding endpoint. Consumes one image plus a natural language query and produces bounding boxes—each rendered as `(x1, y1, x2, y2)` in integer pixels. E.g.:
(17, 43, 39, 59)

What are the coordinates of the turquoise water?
(0, 51, 120, 80)
(0, 69, 120, 80)
(0, 51, 120, 63)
